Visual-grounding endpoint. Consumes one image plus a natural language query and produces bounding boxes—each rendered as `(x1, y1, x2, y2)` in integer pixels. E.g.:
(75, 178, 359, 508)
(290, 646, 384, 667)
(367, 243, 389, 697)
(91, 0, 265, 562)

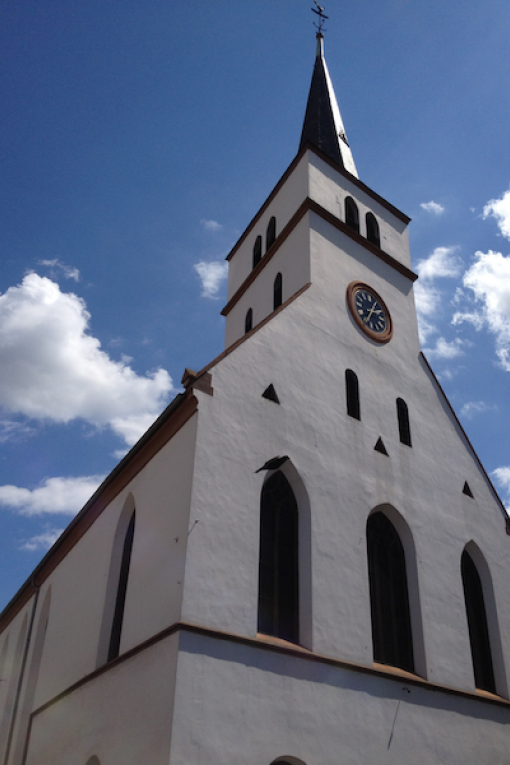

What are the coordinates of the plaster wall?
(224, 214, 312, 348)
(24, 634, 179, 765)
(226, 154, 309, 301)
(180, 203, 510, 696)
(0, 603, 33, 764)
(170, 632, 510, 765)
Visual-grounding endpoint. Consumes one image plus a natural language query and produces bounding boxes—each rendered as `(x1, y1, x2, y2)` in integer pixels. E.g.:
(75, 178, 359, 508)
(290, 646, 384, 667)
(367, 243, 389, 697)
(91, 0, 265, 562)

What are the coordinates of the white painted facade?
(1, 41, 510, 765)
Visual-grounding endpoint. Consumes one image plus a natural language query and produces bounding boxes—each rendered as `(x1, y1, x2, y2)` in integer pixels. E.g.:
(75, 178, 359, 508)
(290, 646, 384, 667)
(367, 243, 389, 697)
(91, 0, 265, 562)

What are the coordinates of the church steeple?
(300, 33, 358, 178)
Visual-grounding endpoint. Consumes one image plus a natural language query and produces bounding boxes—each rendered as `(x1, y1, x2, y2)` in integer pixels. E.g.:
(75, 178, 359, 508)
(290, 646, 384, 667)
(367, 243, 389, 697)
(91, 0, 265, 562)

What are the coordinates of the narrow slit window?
(345, 197, 360, 234)
(108, 511, 135, 661)
(253, 235, 262, 269)
(245, 308, 253, 334)
(266, 216, 276, 251)
(345, 369, 360, 420)
(461, 550, 496, 693)
(367, 512, 414, 673)
(397, 398, 412, 446)
(258, 471, 299, 644)
(366, 212, 380, 247)
(273, 272, 283, 310)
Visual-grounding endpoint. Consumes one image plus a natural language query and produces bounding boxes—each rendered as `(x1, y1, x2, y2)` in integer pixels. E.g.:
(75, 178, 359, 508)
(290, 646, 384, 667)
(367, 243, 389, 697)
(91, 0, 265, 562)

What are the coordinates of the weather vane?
(311, 0, 328, 34)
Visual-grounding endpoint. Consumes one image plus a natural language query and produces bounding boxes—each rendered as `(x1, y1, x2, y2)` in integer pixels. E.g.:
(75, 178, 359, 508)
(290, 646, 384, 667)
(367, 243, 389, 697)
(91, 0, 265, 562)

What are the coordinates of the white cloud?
(39, 259, 80, 282)
(0, 274, 173, 444)
(19, 528, 64, 552)
(200, 219, 223, 232)
(420, 201, 445, 215)
(424, 337, 466, 360)
(416, 246, 461, 281)
(483, 187, 510, 240)
(0, 474, 104, 516)
(460, 401, 495, 419)
(492, 466, 510, 508)
(194, 261, 228, 298)
(453, 250, 510, 370)
(414, 246, 462, 344)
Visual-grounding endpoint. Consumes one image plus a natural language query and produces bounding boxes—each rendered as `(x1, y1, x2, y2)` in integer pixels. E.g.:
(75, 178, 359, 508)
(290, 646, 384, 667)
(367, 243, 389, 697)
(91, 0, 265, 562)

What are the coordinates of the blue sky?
(1, 0, 510, 610)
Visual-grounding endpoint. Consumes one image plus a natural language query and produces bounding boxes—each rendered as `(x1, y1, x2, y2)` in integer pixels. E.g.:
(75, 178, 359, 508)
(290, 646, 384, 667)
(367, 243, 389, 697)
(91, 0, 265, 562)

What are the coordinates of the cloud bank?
(194, 261, 228, 298)
(0, 474, 105, 516)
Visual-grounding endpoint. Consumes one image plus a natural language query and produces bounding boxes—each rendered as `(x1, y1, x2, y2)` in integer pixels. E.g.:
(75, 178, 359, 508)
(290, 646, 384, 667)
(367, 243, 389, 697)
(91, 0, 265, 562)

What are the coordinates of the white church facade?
(1, 32, 510, 765)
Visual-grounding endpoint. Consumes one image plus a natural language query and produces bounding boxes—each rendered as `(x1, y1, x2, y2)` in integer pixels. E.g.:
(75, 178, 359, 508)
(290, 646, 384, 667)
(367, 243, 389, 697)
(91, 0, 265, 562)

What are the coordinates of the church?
(1, 23, 510, 765)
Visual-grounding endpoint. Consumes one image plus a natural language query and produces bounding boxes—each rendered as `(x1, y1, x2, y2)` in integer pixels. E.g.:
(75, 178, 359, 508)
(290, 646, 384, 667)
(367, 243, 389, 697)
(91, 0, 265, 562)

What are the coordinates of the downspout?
(2, 579, 40, 765)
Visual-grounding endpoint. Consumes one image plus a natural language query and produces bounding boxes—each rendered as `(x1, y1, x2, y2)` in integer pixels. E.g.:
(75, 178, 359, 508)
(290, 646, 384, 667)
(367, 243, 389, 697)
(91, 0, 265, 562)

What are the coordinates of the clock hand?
(364, 304, 377, 324)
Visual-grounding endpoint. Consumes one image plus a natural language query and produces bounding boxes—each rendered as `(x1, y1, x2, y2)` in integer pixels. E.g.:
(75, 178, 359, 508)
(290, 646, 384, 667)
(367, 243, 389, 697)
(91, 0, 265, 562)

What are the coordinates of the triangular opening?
(463, 481, 474, 498)
(374, 437, 388, 456)
(262, 384, 280, 404)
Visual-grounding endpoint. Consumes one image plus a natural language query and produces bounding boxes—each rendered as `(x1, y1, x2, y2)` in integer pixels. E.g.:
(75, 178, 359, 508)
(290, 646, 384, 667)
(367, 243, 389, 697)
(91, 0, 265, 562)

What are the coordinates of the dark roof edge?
(0, 391, 197, 632)
(419, 351, 509, 525)
(226, 144, 410, 264)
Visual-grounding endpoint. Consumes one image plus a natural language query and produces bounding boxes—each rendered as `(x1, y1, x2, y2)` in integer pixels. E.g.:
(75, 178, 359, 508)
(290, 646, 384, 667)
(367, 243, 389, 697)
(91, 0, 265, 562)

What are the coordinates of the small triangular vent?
(463, 481, 474, 498)
(262, 384, 280, 404)
(374, 437, 389, 456)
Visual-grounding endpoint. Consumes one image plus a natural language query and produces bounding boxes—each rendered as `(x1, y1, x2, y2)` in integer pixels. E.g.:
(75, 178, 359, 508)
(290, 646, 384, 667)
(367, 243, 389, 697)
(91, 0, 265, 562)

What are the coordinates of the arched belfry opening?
(366, 511, 415, 673)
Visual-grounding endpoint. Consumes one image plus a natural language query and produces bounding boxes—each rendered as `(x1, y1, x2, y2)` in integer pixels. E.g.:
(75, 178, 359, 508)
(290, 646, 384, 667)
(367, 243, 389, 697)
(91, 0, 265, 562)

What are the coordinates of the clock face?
(346, 281, 393, 343)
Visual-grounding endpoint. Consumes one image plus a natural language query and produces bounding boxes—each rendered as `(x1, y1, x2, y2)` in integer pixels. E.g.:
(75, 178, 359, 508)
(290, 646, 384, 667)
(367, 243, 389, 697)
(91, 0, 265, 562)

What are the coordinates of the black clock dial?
(354, 289, 387, 334)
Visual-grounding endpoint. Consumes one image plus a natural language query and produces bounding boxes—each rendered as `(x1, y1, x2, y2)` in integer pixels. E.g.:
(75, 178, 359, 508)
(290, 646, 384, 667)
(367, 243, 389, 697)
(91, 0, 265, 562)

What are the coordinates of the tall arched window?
(397, 398, 412, 446)
(345, 369, 360, 420)
(253, 235, 262, 269)
(108, 510, 135, 662)
(461, 550, 496, 693)
(366, 212, 380, 247)
(345, 197, 359, 234)
(266, 216, 276, 251)
(245, 308, 253, 334)
(258, 471, 299, 644)
(273, 272, 283, 310)
(367, 512, 414, 672)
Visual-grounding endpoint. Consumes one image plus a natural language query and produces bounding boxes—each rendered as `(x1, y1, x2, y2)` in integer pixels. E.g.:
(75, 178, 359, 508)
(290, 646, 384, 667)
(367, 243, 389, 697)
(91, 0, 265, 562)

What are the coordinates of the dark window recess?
(345, 197, 360, 234)
(374, 437, 389, 456)
(367, 512, 414, 673)
(245, 308, 253, 334)
(463, 481, 474, 498)
(366, 212, 381, 248)
(274, 273, 283, 310)
(258, 472, 299, 643)
(397, 398, 412, 446)
(262, 384, 280, 404)
(345, 369, 360, 420)
(253, 235, 262, 269)
(461, 551, 496, 693)
(266, 216, 276, 251)
(108, 511, 135, 662)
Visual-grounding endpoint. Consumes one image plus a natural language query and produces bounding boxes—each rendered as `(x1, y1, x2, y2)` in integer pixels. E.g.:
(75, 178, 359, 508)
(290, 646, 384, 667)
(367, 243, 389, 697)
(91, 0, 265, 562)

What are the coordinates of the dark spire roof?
(300, 34, 358, 177)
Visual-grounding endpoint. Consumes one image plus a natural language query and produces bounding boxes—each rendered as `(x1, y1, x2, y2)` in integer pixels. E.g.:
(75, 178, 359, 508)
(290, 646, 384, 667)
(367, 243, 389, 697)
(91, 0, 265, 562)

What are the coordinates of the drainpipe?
(3, 579, 40, 765)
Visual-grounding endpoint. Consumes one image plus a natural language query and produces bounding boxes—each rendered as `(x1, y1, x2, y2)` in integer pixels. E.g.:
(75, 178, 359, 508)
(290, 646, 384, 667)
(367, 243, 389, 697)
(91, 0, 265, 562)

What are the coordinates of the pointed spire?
(300, 33, 358, 178)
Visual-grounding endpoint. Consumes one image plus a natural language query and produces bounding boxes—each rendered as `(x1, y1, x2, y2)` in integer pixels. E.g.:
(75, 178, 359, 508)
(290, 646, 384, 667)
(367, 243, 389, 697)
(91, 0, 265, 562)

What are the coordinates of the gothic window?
(345, 197, 359, 234)
(274, 272, 283, 310)
(108, 510, 135, 661)
(461, 550, 496, 693)
(366, 212, 380, 248)
(253, 235, 262, 269)
(345, 369, 360, 420)
(258, 471, 299, 644)
(266, 216, 276, 251)
(397, 398, 412, 446)
(245, 308, 253, 334)
(367, 512, 414, 673)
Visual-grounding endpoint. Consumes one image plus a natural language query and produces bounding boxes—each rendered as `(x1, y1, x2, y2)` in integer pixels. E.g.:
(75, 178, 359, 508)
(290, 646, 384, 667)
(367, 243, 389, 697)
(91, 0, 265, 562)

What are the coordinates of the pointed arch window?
(253, 235, 262, 269)
(245, 308, 253, 334)
(461, 550, 496, 693)
(266, 216, 276, 251)
(273, 272, 283, 310)
(397, 398, 412, 446)
(345, 197, 359, 234)
(367, 512, 414, 672)
(345, 369, 360, 420)
(366, 212, 380, 248)
(258, 471, 299, 644)
(108, 510, 135, 662)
